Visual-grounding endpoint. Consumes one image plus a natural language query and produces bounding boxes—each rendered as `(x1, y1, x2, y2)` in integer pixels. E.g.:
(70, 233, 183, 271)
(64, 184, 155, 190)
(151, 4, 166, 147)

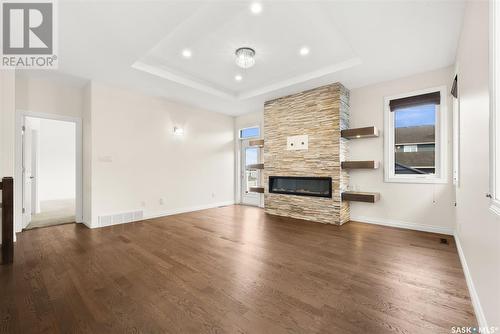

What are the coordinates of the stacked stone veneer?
(263, 83, 350, 225)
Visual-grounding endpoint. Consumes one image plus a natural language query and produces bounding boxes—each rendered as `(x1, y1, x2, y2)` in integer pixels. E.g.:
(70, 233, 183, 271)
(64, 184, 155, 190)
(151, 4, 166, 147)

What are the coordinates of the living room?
(0, 1, 498, 333)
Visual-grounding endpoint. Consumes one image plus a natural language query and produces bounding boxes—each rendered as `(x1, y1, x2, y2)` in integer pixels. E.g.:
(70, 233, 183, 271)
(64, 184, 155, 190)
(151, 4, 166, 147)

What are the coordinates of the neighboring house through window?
(384, 87, 447, 183)
(401, 145, 418, 153)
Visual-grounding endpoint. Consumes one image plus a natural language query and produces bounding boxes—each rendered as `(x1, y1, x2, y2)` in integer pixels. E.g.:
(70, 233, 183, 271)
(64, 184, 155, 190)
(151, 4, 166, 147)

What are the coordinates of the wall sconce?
(173, 126, 184, 136)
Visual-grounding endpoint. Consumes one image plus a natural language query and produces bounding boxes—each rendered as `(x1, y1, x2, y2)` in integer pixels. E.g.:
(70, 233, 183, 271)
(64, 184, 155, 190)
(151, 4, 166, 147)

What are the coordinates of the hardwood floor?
(0, 205, 476, 333)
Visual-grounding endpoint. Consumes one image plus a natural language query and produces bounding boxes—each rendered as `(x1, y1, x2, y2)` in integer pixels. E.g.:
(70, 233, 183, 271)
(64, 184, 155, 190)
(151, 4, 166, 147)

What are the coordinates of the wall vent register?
(269, 176, 332, 198)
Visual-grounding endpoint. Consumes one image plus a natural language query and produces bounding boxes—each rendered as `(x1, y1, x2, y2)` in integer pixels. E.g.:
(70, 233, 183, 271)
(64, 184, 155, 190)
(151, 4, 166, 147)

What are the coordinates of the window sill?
(384, 176, 448, 184)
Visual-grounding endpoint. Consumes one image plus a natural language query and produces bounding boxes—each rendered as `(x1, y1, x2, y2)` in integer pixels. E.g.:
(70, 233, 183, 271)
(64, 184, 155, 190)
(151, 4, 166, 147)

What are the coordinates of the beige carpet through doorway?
(25, 199, 75, 230)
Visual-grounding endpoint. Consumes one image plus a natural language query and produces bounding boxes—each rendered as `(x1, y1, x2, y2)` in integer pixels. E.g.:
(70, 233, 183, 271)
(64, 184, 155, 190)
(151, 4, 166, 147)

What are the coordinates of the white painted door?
(241, 140, 261, 206)
(22, 123, 34, 228)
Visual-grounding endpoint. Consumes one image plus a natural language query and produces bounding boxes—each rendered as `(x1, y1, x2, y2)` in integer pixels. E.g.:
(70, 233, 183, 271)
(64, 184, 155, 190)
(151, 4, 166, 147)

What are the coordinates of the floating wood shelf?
(249, 186, 264, 193)
(249, 139, 264, 147)
(342, 191, 380, 203)
(341, 126, 379, 139)
(246, 163, 264, 170)
(341, 161, 379, 169)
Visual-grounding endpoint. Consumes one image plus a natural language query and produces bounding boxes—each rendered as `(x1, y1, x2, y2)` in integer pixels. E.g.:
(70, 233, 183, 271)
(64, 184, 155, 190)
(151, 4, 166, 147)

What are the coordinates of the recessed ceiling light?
(181, 49, 192, 58)
(299, 47, 310, 56)
(235, 75, 243, 82)
(250, 2, 262, 14)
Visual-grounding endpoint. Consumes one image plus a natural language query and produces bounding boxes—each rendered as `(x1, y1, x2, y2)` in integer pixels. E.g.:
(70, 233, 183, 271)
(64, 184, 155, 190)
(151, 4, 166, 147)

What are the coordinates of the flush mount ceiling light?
(250, 2, 262, 14)
(235, 74, 243, 81)
(235, 47, 256, 69)
(299, 46, 310, 56)
(181, 49, 192, 58)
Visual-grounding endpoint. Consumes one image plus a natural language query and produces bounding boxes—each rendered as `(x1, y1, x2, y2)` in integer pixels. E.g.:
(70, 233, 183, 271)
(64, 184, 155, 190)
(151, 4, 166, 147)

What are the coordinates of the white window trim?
(489, 0, 500, 215)
(384, 86, 448, 184)
(236, 124, 263, 207)
(239, 125, 260, 139)
(452, 70, 460, 187)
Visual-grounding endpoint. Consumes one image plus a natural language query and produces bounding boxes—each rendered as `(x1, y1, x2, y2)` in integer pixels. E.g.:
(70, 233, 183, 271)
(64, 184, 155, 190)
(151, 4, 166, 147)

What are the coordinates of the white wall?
(0, 71, 16, 178)
(15, 73, 84, 118)
(348, 67, 455, 234)
(87, 82, 235, 226)
(35, 118, 76, 202)
(454, 1, 500, 328)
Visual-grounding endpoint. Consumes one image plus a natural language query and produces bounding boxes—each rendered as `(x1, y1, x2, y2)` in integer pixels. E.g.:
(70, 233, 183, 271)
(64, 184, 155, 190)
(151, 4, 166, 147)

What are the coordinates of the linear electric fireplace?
(269, 176, 332, 198)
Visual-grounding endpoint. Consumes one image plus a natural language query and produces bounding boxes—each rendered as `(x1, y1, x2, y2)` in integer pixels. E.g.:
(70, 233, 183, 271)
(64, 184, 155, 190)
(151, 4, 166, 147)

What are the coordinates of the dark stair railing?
(1, 177, 14, 264)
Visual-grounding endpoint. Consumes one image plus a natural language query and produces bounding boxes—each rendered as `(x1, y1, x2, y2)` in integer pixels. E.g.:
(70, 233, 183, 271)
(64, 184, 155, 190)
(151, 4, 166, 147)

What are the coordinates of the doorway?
(239, 126, 262, 207)
(241, 140, 261, 206)
(15, 112, 83, 231)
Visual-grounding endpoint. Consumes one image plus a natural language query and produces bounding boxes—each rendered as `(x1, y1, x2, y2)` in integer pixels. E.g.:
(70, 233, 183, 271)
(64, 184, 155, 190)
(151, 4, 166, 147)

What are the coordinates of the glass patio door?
(241, 140, 261, 206)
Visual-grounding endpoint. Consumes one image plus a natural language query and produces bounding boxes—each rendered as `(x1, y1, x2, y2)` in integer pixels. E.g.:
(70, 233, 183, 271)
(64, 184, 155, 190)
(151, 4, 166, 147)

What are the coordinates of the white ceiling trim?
(131, 61, 236, 99)
(132, 57, 362, 101)
(237, 57, 363, 100)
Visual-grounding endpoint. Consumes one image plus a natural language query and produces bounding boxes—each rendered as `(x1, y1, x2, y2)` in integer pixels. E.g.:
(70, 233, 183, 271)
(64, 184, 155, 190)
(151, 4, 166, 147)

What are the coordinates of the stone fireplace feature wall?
(263, 83, 350, 225)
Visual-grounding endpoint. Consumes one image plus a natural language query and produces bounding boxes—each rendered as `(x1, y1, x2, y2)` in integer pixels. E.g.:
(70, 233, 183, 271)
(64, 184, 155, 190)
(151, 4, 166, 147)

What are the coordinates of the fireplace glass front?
(268, 176, 332, 198)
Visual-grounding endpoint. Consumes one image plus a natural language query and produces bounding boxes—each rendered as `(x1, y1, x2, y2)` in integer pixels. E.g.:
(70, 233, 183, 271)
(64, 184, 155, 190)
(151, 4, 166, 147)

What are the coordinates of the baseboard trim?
(80, 220, 92, 229)
(453, 232, 488, 329)
(350, 215, 454, 235)
(143, 201, 235, 221)
(86, 201, 235, 229)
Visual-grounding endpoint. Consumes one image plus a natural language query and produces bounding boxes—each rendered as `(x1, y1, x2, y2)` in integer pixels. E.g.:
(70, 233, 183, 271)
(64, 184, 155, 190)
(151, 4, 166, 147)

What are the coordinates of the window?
(244, 147, 259, 193)
(490, 0, 500, 214)
(239, 127, 260, 139)
(384, 87, 447, 183)
(239, 125, 262, 207)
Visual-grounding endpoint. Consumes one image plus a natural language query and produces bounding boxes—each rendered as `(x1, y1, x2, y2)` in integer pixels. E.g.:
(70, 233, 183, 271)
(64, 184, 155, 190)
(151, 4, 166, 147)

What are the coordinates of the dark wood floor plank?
(0, 205, 476, 333)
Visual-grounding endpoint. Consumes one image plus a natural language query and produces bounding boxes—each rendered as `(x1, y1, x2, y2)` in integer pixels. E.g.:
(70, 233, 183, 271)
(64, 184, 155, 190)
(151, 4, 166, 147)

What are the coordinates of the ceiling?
(48, 0, 465, 116)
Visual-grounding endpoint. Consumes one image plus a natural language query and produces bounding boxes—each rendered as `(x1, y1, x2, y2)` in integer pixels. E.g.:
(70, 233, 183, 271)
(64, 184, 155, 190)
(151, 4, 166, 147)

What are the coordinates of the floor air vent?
(98, 210, 143, 227)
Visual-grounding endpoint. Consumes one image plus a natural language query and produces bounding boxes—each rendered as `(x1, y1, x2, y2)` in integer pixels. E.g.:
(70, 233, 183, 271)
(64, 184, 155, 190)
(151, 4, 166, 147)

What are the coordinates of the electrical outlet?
(159, 198, 165, 205)
(286, 135, 308, 150)
(211, 193, 216, 199)
(141, 201, 146, 207)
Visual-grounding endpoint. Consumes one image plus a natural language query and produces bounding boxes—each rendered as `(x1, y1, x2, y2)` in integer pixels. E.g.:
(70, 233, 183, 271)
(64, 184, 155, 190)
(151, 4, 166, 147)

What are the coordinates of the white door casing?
(21, 122, 33, 228)
(15, 111, 84, 233)
(31, 129, 40, 214)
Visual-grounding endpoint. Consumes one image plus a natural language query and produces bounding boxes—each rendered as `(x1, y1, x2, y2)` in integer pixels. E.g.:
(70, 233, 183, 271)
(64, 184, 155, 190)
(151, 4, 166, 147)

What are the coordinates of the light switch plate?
(98, 155, 113, 163)
(287, 135, 308, 150)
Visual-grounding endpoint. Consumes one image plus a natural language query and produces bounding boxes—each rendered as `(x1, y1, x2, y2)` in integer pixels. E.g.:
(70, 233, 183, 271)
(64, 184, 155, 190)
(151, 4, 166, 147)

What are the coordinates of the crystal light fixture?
(235, 47, 256, 69)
